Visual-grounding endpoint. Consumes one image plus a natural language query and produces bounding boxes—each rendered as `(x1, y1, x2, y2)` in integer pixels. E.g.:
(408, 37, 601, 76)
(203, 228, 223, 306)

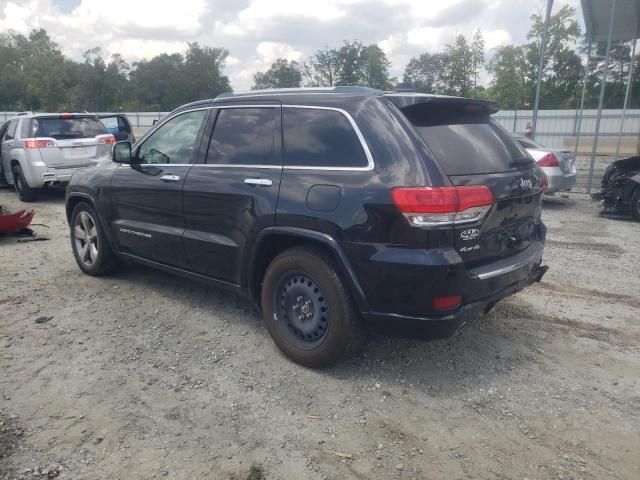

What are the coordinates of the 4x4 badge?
(460, 228, 480, 241)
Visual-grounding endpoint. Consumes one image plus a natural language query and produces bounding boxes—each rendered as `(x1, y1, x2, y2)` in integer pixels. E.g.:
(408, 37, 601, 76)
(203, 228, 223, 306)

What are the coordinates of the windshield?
(29, 117, 108, 140)
(402, 105, 533, 176)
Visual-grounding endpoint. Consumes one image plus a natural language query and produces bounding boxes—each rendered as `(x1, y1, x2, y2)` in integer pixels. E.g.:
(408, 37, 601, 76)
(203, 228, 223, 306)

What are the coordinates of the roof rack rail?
(16, 111, 33, 116)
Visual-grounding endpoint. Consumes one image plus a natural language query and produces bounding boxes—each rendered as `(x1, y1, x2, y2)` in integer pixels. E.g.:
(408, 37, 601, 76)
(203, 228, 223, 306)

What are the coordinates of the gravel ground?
(1, 188, 639, 480)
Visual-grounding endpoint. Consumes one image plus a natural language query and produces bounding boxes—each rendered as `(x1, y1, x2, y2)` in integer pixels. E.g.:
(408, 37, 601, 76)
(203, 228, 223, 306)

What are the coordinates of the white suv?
(0, 113, 115, 201)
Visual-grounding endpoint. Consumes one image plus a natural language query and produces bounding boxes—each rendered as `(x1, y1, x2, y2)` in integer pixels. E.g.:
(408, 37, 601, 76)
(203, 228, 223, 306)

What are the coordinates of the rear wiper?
(509, 157, 535, 167)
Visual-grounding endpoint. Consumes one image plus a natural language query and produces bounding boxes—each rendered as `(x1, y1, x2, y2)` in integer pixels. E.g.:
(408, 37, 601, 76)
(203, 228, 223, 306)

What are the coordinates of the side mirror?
(112, 141, 132, 164)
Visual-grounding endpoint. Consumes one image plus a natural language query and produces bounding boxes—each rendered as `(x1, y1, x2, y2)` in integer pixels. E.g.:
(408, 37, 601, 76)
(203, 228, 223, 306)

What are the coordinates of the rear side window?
(20, 118, 31, 138)
(206, 107, 280, 165)
(283, 108, 368, 168)
(28, 117, 108, 140)
(402, 106, 530, 176)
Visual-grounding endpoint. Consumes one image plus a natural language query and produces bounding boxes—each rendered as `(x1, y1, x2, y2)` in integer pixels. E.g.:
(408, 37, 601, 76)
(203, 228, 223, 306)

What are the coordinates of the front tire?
(631, 187, 640, 222)
(12, 164, 37, 202)
(70, 202, 119, 276)
(261, 246, 366, 368)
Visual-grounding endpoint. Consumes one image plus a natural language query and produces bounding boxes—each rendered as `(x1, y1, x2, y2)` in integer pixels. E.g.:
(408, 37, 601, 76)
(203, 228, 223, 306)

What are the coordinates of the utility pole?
(532, 0, 554, 139)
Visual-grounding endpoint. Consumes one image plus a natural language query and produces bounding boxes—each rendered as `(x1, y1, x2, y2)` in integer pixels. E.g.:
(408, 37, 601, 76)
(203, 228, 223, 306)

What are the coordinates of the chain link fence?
(493, 109, 640, 193)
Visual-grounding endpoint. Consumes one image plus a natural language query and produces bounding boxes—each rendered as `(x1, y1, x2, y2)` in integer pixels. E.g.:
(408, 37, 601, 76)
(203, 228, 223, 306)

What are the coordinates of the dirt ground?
(1, 187, 639, 480)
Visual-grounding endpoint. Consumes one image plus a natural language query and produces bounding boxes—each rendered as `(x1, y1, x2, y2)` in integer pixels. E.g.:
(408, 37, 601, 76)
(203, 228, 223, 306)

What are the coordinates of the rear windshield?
(28, 117, 108, 140)
(402, 105, 531, 176)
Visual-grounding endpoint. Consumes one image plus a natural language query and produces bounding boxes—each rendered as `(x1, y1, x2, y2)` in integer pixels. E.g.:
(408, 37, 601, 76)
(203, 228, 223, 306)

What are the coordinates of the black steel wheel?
(261, 246, 367, 368)
(273, 271, 329, 349)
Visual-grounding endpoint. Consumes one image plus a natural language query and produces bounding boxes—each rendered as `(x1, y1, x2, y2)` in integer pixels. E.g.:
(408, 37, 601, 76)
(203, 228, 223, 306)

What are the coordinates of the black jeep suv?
(65, 87, 547, 367)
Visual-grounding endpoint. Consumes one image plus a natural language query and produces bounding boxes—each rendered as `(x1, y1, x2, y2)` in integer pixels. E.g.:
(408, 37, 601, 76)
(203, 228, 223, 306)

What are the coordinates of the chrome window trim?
(281, 105, 374, 172)
(211, 104, 281, 108)
(134, 105, 281, 151)
(190, 164, 282, 169)
(134, 104, 375, 172)
(133, 106, 212, 150)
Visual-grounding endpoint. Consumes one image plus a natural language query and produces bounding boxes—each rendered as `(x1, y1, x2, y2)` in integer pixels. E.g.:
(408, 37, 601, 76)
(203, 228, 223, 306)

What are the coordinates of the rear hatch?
(26, 115, 113, 168)
(98, 114, 135, 142)
(390, 96, 545, 267)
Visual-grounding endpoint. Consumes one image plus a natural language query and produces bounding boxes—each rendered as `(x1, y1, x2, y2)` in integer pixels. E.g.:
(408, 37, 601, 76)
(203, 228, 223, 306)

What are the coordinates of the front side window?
(137, 110, 207, 165)
(206, 107, 280, 165)
(283, 108, 368, 168)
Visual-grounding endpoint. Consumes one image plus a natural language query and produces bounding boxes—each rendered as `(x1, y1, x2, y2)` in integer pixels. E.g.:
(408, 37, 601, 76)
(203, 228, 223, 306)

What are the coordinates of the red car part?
(0, 209, 34, 233)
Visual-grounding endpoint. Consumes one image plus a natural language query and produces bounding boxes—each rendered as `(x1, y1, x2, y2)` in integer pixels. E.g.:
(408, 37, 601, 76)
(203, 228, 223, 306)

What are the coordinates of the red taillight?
(24, 138, 56, 149)
(537, 153, 559, 167)
(96, 134, 116, 145)
(60, 113, 73, 119)
(391, 187, 459, 213)
(391, 186, 494, 226)
(541, 172, 549, 193)
(432, 295, 462, 311)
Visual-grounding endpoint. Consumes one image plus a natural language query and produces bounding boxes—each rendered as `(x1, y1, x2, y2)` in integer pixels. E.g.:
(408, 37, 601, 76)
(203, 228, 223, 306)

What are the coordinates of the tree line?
(1, 5, 638, 112)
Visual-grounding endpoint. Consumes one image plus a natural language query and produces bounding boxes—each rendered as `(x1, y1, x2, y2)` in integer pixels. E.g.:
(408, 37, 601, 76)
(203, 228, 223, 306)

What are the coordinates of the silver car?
(0, 113, 115, 202)
(515, 136, 577, 194)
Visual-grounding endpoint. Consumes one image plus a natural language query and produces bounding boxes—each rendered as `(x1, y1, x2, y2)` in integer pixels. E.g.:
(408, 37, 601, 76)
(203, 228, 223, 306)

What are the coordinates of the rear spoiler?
(384, 94, 500, 115)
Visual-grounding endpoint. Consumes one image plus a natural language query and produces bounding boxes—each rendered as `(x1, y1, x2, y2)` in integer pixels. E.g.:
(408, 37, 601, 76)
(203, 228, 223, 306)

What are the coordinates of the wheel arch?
(246, 227, 368, 313)
(66, 193, 119, 254)
(8, 159, 21, 184)
(9, 155, 37, 187)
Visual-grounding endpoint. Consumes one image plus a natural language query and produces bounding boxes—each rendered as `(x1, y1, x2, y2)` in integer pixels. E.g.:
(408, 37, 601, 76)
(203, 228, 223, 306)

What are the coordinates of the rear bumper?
(542, 167, 576, 193)
(364, 262, 547, 336)
(345, 233, 547, 330)
(33, 165, 94, 187)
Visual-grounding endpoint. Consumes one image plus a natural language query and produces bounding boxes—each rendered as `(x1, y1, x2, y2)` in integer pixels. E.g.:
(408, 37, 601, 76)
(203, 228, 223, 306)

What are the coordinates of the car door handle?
(244, 178, 273, 186)
(160, 174, 180, 182)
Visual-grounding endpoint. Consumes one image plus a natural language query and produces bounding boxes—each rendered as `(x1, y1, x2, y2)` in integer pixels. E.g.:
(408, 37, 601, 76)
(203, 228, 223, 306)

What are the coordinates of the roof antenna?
(392, 82, 415, 93)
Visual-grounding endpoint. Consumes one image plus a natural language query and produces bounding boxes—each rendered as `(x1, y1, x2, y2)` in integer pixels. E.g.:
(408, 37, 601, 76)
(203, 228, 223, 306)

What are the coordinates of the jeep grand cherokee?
(65, 87, 548, 367)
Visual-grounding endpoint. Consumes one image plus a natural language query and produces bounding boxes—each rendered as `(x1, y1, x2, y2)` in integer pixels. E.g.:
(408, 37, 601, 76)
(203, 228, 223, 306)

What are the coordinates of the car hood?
(609, 155, 640, 174)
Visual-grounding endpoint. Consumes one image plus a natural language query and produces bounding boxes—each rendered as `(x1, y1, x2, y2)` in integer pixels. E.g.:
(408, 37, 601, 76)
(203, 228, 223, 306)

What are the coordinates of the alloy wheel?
(74, 211, 99, 267)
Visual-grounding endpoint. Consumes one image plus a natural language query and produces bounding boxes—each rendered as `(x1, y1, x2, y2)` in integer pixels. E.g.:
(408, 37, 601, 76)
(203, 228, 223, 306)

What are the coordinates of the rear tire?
(261, 246, 367, 368)
(70, 202, 120, 276)
(631, 187, 640, 222)
(12, 164, 37, 202)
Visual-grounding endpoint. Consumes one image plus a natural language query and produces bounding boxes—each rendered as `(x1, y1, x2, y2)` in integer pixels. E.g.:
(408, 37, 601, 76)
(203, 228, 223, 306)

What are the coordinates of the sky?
(0, 0, 583, 91)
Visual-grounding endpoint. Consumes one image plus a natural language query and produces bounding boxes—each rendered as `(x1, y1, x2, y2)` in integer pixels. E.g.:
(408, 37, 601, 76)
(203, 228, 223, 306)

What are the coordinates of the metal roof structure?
(581, 0, 640, 41)
(534, 0, 640, 192)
